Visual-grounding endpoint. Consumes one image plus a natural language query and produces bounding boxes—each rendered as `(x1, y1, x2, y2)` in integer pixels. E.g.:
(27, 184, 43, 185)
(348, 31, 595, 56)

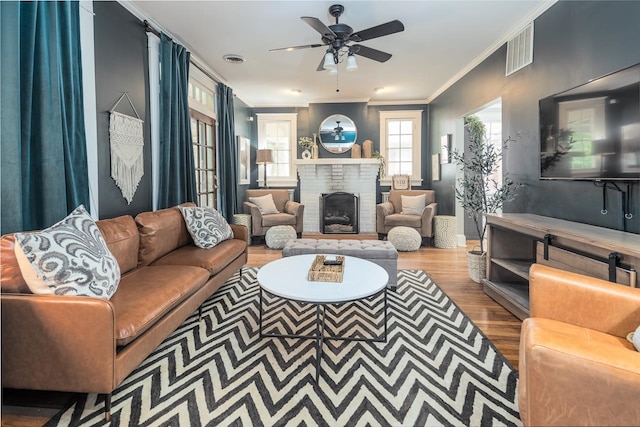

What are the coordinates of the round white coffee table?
(257, 254, 389, 383)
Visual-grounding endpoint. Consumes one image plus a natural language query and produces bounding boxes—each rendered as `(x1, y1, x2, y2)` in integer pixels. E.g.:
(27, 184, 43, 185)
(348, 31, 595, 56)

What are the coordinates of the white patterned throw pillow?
(179, 206, 234, 249)
(14, 205, 121, 299)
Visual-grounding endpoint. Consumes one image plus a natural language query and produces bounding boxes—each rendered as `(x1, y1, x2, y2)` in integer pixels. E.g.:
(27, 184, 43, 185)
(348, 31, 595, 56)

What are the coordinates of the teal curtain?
(1, 1, 89, 234)
(217, 83, 237, 220)
(158, 33, 197, 209)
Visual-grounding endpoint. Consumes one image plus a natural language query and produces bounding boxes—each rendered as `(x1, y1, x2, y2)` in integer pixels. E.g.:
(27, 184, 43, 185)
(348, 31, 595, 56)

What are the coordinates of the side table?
(434, 215, 457, 248)
(232, 213, 252, 244)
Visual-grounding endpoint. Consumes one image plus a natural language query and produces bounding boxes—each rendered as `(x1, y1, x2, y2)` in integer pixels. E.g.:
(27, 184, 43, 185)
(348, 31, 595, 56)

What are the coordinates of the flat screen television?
(539, 63, 640, 181)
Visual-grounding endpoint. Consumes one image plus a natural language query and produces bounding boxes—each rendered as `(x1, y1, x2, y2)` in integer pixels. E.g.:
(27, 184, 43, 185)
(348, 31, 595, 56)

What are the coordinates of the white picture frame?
(441, 134, 452, 164)
(432, 153, 441, 181)
(238, 136, 250, 185)
(391, 174, 411, 190)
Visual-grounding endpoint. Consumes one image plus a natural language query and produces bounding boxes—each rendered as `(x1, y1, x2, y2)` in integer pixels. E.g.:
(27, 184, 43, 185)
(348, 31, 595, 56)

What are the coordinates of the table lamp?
(256, 149, 273, 188)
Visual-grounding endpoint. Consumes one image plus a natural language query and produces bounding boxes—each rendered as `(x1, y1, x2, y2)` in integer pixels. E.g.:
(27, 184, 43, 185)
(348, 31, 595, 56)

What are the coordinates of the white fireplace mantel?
(296, 158, 380, 233)
(294, 158, 380, 166)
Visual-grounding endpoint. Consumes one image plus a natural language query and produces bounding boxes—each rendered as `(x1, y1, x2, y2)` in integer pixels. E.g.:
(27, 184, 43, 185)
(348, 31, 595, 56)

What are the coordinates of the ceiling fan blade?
(301, 16, 337, 39)
(351, 20, 404, 42)
(352, 44, 392, 63)
(269, 43, 324, 52)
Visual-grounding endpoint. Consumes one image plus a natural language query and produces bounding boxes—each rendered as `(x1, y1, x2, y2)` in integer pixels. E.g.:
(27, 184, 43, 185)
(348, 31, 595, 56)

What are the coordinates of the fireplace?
(320, 192, 359, 234)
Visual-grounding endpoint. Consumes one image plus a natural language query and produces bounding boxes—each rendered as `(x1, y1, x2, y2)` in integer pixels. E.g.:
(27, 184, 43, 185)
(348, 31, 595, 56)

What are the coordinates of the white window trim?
(256, 113, 298, 187)
(378, 110, 423, 187)
(80, 0, 98, 218)
(189, 66, 217, 120)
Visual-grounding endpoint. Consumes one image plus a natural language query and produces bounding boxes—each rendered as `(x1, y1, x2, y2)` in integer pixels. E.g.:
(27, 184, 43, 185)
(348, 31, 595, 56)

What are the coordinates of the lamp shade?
(323, 51, 336, 71)
(256, 149, 273, 164)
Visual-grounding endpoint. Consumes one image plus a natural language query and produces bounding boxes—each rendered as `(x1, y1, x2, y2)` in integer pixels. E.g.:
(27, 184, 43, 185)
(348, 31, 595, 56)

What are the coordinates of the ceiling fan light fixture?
(323, 51, 336, 71)
(346, 52, 358, 71)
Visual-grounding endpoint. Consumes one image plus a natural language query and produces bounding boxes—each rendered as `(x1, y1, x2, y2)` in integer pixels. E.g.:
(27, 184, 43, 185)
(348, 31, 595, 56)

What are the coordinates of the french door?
(190, 110, 217, 208)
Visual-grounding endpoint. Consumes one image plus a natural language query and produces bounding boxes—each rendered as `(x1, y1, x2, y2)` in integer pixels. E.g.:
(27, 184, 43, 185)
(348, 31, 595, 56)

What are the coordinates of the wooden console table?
(483, 213, 640, 320)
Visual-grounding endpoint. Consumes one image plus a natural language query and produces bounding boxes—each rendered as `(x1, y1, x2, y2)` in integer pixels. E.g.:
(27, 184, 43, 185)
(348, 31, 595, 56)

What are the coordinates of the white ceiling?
(127, 0, 555, 107)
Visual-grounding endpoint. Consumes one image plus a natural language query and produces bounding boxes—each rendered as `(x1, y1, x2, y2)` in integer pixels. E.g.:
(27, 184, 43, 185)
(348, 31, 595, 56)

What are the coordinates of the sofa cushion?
(262, 213, 297, 227)
(14, 205, 121, 300)
(111, 265, 210, 346)
(385, 213, 422, 228)
(135, 204, 194, 267)
(96, 215, 139, 274)
(151, 238, 246, 276)
(178, 206, 233, 249)
(249, 194, 279, 214)
(0, 234, 31, 293)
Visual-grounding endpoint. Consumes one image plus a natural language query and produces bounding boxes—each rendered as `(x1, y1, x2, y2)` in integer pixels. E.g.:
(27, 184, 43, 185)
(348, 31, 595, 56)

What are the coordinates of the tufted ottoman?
(282, 239, 398, 288)
(265, 225, 297, 249)
(388, 226, 422, 252)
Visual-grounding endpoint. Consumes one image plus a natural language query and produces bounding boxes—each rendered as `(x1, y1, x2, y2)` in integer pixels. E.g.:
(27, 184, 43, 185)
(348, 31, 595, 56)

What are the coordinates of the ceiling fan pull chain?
(336, 68, 340, 92)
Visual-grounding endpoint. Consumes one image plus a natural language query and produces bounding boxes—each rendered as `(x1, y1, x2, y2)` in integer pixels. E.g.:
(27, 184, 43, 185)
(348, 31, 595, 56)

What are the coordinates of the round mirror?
(318, 114, 357, 154)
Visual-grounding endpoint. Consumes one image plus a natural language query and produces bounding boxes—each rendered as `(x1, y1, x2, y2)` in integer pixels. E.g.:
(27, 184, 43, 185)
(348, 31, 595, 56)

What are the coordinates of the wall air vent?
(506, 22, 534, 76)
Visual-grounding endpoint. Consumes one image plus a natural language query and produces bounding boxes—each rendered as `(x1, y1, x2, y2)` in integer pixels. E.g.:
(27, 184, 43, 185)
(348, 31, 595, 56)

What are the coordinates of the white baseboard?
(457, 234, 467, 247)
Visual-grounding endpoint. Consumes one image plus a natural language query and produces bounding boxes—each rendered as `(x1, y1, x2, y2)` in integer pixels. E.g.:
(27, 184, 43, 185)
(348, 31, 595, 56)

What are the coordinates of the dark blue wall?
(95, 2, 151, 219)
(429, 1, 640, 234)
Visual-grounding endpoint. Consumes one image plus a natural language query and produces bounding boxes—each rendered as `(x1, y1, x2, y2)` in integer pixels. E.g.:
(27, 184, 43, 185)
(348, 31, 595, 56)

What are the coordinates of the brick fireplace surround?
(295, 159, 380, 233)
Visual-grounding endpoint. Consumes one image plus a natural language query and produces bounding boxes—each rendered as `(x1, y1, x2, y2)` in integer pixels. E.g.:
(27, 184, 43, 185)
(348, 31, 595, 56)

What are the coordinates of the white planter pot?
(467, 250, 486, 283)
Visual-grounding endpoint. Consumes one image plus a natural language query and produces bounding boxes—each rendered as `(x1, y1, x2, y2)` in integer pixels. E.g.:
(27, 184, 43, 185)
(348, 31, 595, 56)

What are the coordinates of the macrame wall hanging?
(109, 93, 144, 205)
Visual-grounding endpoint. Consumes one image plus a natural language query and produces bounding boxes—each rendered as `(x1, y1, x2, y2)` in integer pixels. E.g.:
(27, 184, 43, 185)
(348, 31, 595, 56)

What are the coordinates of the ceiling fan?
(270, 4, 404, 72)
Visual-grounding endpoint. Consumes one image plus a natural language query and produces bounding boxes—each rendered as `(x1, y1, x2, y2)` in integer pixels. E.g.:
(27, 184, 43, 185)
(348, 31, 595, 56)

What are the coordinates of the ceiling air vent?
(506, 22, 533, 76)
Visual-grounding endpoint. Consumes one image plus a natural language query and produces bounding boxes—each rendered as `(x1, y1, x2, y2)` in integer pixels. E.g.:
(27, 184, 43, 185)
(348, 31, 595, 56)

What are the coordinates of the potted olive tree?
(451, 115, 522, 283)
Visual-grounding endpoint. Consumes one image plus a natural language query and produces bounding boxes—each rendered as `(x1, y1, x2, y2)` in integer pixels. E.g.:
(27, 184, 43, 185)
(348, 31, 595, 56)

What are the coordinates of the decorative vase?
(467, 249, 487, 283)
(351, 143, 361, 158)
(312, 133, 319, 159)
(301, 149, 312, 160)
(362, 139, 373, 158)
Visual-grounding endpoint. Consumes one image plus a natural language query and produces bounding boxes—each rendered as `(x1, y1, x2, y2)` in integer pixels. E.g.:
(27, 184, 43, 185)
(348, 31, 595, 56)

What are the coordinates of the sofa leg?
(104, 393, 111, 421)
(378, 233, 386, 240)
(198, 305, 203, 321)
(296, 232, 302, 239)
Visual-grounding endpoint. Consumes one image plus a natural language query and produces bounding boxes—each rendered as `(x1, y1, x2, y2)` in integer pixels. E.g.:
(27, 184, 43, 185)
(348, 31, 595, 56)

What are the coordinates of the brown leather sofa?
(519, 264, 640, 426)
(1, 204, 248, 420)
(376, 190, 437, 244)
(243, 189, 304, 239)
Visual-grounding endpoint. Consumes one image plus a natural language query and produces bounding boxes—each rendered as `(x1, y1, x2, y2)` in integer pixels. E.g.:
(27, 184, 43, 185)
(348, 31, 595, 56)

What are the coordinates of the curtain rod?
(143, 20, 222, 86)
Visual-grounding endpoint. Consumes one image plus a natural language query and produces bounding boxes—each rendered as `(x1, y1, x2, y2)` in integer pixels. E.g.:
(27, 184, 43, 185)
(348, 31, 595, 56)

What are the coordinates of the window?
(257, 113, 298, 187)
(188, 67, 217, 208)
(379, 110, 423, 186)
(191, 110, 216, 208)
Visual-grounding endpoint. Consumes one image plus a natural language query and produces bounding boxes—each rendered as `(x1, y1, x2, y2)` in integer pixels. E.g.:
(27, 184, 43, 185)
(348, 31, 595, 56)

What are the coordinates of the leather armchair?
(376, 190, 437, 244)
(519, 264, 640, 426)
(243, 189, 304, 239)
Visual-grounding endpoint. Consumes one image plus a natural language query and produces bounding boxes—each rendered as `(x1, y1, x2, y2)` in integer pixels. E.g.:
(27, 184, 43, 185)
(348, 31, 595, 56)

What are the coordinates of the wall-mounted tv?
(539, 63, 640, 181)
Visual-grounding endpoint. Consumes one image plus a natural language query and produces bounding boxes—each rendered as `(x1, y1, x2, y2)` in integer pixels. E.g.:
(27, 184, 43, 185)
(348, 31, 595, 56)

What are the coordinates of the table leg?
(315, 304, 326, 384)
(259, 287, 264, 339)
(383, 287, 388, 341)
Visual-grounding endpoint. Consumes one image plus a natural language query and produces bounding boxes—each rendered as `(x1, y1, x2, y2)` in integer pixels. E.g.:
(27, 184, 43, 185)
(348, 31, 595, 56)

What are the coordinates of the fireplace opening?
(320, 192, 359, 234)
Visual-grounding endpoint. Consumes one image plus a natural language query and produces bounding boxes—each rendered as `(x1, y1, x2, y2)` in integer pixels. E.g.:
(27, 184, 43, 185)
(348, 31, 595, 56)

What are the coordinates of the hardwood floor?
(1, 238, 522, 427)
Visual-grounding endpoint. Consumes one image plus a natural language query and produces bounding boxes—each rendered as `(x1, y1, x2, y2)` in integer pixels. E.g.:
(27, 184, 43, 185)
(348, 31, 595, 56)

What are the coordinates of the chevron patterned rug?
(48, 268, 520, 426)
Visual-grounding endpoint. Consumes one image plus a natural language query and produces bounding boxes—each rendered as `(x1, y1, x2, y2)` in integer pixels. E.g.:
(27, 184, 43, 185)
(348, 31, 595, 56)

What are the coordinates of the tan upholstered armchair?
(519, 264, 640, 426)
(243, 189, 304, 240)
(376, 190, 437, 245)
